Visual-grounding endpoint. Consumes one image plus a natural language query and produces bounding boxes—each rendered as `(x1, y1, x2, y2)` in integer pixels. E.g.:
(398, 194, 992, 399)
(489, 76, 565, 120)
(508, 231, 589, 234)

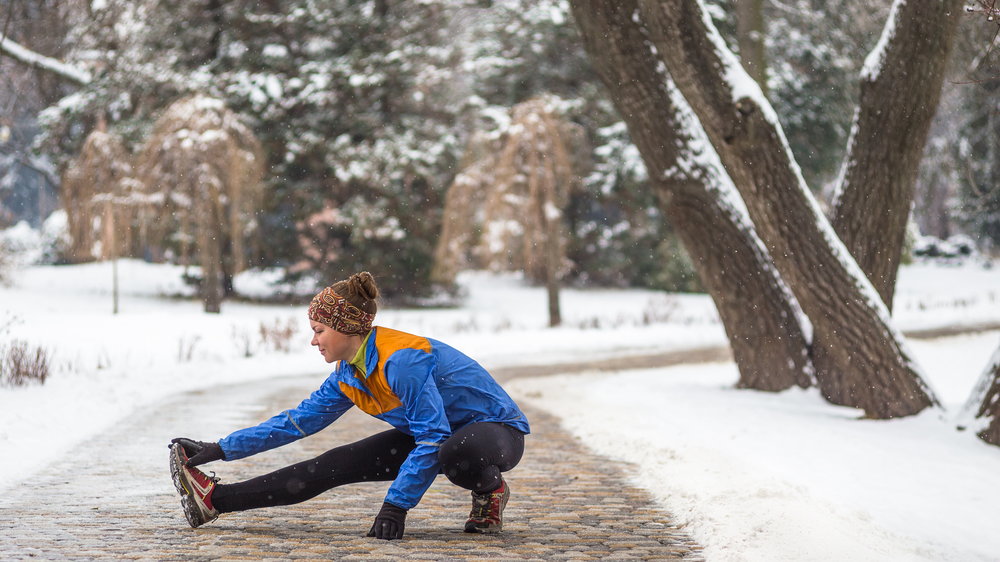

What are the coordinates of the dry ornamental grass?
(0, 340, 50, 387)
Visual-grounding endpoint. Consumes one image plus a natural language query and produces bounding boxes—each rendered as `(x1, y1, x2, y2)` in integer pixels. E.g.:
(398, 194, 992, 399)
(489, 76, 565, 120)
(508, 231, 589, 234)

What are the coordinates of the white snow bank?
(507, 331, 1000, 562)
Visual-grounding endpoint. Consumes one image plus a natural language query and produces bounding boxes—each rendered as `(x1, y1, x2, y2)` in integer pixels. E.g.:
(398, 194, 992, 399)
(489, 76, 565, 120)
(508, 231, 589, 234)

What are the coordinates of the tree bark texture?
(735, 0, 767, 98)
(571, 0, 812, 391)
(636, 0, 937, 417)
(966, 344, 1000, 446)
(832, 0, 963, 309)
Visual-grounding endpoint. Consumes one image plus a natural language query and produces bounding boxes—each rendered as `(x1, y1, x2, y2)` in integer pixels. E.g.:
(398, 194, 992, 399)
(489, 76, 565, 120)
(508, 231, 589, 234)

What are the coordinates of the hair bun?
(350, 271, 379, 301)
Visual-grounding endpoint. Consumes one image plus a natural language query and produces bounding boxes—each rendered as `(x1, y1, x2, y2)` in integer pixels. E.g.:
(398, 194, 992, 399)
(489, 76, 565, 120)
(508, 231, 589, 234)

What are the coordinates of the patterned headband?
(308, 287, 375, 336)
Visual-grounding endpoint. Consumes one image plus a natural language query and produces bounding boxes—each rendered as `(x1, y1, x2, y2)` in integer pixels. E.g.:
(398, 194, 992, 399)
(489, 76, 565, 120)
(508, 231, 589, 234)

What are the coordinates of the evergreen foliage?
(708, 0, 889, 193)
(26, 0, 697, 298)
(20, 0, 987, 300)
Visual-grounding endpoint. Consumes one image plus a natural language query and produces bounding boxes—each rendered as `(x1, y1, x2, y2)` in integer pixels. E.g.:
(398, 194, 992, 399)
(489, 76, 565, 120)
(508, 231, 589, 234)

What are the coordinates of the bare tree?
(571, 0, 965, 417)
(135, 95, 264, 313)
(736, 0, 767, 97)
(478, 97, 578, 327)
(571, 0, 812, 391)
(967, 0, 1000, 22)
(0, 34, 90, 86)
(432, 132, 499, 286)
(60, 123, 133, 262)
(831, 1, 962, 309)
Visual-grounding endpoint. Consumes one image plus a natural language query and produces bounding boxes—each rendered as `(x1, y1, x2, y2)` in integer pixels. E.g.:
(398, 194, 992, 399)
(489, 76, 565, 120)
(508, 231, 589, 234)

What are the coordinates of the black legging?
(212, 422, 525, 513)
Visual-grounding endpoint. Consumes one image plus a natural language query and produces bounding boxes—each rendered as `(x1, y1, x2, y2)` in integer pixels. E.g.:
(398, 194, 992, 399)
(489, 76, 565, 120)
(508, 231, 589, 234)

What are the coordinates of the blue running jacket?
(218, 327, 530, 509)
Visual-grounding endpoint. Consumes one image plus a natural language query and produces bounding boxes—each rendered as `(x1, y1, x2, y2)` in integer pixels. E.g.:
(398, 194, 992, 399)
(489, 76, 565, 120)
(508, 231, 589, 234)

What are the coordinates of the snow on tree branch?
(860, 0, 904, 82)
(0, 35, 91, 85)
(966, 0, 1000, 20)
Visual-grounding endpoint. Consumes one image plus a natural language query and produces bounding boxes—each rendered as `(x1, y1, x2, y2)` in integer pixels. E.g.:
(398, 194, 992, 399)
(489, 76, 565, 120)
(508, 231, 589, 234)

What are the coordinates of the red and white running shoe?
(169, 442, 219, 528)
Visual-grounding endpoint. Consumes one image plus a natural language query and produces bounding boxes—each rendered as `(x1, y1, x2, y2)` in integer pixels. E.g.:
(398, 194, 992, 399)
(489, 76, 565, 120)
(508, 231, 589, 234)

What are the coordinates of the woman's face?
(310, 320, 359, 363)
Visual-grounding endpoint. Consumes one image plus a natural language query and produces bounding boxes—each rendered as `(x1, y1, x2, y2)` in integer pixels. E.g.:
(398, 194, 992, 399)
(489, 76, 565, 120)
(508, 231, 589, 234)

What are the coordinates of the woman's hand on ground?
(170, 437, 224, 467)
(367, 502, 407, 540)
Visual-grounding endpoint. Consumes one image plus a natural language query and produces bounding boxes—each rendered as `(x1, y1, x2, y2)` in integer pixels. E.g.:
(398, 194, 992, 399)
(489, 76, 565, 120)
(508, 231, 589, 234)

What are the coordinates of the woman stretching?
(169, 272, 529, 540)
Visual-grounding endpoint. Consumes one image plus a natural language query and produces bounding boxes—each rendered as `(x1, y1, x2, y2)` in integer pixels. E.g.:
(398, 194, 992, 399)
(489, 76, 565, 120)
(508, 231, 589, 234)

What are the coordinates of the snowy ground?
(507, 332, 1000, 561)
(1, 258, 999, 561)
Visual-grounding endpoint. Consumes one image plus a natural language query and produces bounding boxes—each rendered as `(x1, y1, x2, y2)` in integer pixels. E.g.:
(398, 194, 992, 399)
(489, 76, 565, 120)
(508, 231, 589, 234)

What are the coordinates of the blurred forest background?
(0, 0, 997, 306)
(4, 0, 1000, 439)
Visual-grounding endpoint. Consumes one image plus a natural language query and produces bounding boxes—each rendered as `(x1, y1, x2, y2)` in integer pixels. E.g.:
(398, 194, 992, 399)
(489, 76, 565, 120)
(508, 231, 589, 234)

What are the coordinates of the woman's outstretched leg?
(212, 429, 415, 513)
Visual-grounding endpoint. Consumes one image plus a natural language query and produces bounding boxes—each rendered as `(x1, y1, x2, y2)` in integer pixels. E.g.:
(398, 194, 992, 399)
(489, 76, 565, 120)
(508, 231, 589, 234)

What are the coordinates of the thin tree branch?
(0, 35, 91, 86)
(0, 146, 59, 189)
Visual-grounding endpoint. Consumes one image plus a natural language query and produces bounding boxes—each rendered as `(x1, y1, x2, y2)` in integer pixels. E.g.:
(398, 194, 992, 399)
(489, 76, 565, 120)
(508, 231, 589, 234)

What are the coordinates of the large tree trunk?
(964, 343, 1000, 446)
(664, 188, 812, 391)
(735, 0, 767, 98)
(831, 0, 962, 309)
(635, 0, 937, 417)
(571, 0, 812, 391)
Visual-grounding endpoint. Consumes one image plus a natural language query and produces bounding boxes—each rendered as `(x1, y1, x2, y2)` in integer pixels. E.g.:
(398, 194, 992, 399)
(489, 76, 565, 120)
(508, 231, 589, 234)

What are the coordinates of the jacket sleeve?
(383, 349, 451, 509)
(218, 373, 353, 461)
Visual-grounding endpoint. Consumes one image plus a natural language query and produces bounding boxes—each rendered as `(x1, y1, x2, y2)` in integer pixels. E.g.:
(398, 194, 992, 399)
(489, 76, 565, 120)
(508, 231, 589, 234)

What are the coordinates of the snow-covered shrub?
(641, 295, 680, 325)
(0, 240, 9, 286)
(913, 233, 978, 262)
(40, 211, 71, 265)
(0, 221, 41, 270)
(0, 218, 74, 269)
(230, 317, 298, 358)
(231, 325, 256, 359)
(947, 234, 977, 257)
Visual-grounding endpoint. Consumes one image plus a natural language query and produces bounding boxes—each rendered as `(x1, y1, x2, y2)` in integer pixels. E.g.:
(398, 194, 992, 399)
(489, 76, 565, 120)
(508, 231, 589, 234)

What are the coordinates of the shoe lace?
(190, 465, 220, 486)
(469, 489, 499, 519)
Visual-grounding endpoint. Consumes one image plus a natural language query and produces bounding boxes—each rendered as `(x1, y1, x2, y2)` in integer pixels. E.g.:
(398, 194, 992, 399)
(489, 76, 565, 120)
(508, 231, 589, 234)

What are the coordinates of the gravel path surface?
(1, 372, 702, 560)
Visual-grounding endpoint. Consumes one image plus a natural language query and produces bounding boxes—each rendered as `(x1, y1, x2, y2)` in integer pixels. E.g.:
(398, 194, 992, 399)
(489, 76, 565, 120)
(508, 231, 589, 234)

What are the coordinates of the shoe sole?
(464, 520, 503, 533)
(169, 443, 209, 528)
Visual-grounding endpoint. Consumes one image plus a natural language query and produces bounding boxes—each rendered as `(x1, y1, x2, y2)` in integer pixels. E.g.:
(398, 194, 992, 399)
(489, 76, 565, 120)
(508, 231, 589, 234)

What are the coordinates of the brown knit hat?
(308, 272, 379, 336)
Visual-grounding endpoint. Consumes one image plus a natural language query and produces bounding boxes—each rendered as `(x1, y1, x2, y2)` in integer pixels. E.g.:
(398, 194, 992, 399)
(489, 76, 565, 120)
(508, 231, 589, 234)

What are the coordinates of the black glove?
(170, 437, 224, 467)
(366, 502, 407, 540)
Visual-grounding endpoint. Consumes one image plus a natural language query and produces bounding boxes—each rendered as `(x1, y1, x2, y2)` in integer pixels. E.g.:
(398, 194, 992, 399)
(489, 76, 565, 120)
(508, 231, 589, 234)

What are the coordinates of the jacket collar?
(361, 327, 379, 378)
